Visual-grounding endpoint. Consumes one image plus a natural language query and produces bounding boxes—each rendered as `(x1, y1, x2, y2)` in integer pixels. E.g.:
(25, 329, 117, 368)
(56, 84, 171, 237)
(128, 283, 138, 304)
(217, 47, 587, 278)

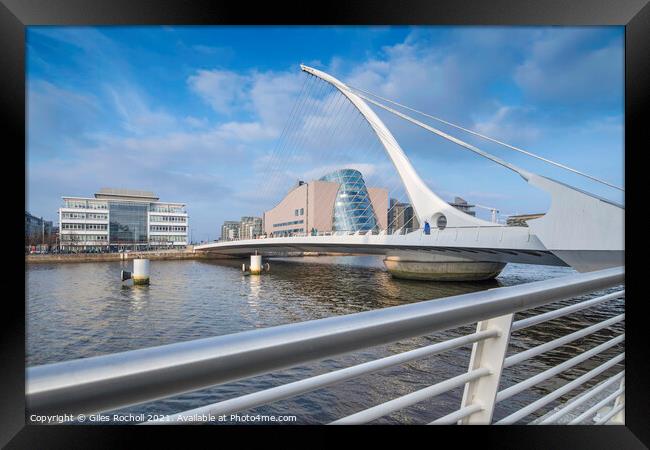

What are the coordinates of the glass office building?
(319, 169, 380, 232)
(59, 188, 188, 251)
(25, 212, 53, 240)
(108, 201, 149, 244)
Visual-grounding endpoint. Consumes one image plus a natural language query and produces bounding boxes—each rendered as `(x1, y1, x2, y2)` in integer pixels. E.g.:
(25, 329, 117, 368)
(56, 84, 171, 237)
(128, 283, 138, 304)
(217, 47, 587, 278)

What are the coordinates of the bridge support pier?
(383, 251, 505, 282)
(250, 254, 263, 275)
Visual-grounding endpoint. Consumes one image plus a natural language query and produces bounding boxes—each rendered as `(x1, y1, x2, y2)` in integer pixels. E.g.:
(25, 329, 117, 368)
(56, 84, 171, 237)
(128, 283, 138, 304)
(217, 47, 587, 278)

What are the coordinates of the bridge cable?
(307, 76, 416, 234)
(328, 89, 405, 233)
(359, 92, 545, 224)
(347, 85, 623, 192)
(341, 98, 414, 233)
(274, 75, 330, 197)
(348, 90, 538, 180)
(269, 74, 428, 235)
(265, 74, 313, 196)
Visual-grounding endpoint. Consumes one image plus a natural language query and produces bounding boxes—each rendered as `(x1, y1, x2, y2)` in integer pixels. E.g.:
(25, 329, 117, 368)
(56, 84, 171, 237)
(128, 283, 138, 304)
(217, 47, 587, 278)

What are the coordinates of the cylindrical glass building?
(319, 169, 379, 232)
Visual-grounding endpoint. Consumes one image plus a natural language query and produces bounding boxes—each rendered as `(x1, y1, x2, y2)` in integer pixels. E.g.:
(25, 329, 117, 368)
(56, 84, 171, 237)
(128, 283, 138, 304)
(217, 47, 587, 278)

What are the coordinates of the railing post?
(459, 313, 514, 424)
(611, 377, 625, 424)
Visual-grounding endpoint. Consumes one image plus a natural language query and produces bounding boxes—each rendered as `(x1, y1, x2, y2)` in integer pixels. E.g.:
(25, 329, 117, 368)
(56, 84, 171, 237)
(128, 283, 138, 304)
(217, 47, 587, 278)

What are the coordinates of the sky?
(26, 26, 624, 242)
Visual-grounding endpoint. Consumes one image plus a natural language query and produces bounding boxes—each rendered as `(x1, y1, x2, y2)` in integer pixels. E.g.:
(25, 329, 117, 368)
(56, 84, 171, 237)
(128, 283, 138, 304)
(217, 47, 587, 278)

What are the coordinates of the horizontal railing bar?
(511, 290, 624, 332)
(569, 385, 625, 424)
(497, 334, 624, 403)
(504, 314, 624, 368)
(330, 368, 489, 425)
(145, 330, 497, 424)
(538, 371, 625, 424)
(595, 402, 625, 425)
(27, 267, 623, 416)
(428, 404, 482, 425)
(496, 353, 624, 424)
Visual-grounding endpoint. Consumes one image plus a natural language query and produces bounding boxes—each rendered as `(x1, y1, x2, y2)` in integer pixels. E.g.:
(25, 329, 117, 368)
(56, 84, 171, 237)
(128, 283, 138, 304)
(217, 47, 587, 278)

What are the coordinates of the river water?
(26, 256, 624, 424)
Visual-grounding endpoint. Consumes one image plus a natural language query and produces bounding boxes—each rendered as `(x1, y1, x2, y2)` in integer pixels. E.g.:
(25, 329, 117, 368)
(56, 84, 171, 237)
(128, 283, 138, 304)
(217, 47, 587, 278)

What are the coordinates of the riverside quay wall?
(25, 248, 238, 264)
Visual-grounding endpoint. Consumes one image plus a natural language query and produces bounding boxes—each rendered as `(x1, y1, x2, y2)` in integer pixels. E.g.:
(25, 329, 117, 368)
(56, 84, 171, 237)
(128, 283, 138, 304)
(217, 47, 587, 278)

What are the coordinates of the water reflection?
(247, 273, 262, 302)
(26, 256, 623, 424)
(128, 285, 150, 312)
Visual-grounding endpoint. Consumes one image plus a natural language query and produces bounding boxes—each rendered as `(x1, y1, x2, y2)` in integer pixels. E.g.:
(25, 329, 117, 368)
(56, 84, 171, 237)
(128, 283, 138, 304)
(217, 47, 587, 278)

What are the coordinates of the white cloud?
(514, 30, 623, 105)
(473, 106, 541, 144)
(106, 85, 177, 135)
(191, 44, 234, 59)
(187, 69, 249, 114)
(186, 66, 307, 139)
(27, 80, 101, 150)
(248, 70, 304, 127)
(184, 116, 209, 128)
(342, 33, 496, 128)
(577, 115, 623, 135)
(215, 121, 278, 142)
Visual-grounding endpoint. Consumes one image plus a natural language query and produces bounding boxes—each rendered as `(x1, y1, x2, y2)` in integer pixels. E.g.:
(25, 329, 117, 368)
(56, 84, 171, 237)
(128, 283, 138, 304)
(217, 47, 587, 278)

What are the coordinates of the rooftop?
(507, 213, 545, 219)
(94, 188, 159, 201)
(450, 196, 474, 207)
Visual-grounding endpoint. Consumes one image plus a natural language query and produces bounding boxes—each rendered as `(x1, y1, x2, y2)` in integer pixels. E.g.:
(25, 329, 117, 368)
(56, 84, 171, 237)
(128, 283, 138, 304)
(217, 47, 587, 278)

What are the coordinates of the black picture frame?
(2, 0, 647, 447)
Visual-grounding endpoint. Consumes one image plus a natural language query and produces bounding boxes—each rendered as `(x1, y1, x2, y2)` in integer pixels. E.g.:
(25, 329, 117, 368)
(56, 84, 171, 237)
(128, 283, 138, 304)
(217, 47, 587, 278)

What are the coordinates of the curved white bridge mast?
(300, 65, 624, 272)
(301, 64, 492, 229)
(196, 66, 624, 274)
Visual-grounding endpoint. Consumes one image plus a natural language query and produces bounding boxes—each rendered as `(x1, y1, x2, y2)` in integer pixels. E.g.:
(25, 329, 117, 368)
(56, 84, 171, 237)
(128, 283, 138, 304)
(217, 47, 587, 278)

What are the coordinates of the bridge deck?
(195, 227, 569, 266)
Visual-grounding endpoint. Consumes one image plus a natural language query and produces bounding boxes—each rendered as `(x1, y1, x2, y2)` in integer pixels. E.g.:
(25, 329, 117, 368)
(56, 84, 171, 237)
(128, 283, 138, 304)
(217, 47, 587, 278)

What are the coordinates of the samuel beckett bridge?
(195, 65, 624, 280)
(27, 65, 625, 425)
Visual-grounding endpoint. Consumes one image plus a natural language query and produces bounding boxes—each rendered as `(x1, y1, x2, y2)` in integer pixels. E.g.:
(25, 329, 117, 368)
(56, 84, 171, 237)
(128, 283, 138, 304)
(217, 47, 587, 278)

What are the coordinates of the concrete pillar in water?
(132, 259, 150, 285)
(250, 254, 262, 275)
(384, 251, 505, 282)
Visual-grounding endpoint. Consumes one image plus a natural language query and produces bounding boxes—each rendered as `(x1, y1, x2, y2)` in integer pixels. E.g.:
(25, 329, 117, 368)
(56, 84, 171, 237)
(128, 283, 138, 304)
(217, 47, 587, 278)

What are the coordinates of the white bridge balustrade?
(26, 267, 624, 425)
(199, 225, 562, 269)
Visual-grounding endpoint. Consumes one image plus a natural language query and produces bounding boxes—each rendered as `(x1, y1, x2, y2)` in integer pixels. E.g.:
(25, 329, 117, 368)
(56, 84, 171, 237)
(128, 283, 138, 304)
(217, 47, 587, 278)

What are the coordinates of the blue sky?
(27, 26, 624, 242)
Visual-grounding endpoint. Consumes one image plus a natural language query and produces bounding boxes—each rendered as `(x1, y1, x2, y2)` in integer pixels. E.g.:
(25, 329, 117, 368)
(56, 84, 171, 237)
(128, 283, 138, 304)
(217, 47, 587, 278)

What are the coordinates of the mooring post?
(250, 252, 262, 275)
(132, 259, 150, 285)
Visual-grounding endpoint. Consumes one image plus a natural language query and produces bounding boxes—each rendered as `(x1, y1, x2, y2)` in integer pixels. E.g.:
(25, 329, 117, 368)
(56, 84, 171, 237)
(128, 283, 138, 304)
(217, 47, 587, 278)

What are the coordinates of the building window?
(108, 201, 148, 244)
(300, 208, 304, 216)
(150, 215, 186, 223)
(273, 220, 304, 228)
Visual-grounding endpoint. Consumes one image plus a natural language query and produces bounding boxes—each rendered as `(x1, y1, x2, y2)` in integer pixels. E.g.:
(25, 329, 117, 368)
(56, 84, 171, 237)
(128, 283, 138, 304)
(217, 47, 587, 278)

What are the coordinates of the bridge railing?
(215, 225, 528, 243)
(26, 267, 624, 424)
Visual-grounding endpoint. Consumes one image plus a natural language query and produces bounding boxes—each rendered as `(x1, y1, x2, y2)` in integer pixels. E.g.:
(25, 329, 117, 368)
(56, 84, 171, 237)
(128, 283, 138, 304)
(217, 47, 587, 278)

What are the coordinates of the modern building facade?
(25, 212, 54, 247)
(264, 169, 388, 237)
(449, 197, 476, 216)
(240, 216, 263, 240)
(58, 188, 188, 251)
(220, 221, 241, 241)
(387, 199, 420, 234)
(219, 217, 263, 241)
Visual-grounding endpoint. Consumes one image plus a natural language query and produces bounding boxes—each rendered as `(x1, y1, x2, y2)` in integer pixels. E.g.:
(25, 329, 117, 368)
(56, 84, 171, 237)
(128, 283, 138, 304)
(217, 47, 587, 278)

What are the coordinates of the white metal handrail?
(594, 402, 625, 424)
(511, 290, 624, 331)
(496, 353, 624, 424)
(330, 368, 490, 425)
(496, 334, 624, 403)
(571, 384, 626, 424)
(540, 371, 624, 424)
(504, 314, 624, 368)
(26, 266, 624, 424)
(144, 330, 497, 424)
(429, 404, 483, 425)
